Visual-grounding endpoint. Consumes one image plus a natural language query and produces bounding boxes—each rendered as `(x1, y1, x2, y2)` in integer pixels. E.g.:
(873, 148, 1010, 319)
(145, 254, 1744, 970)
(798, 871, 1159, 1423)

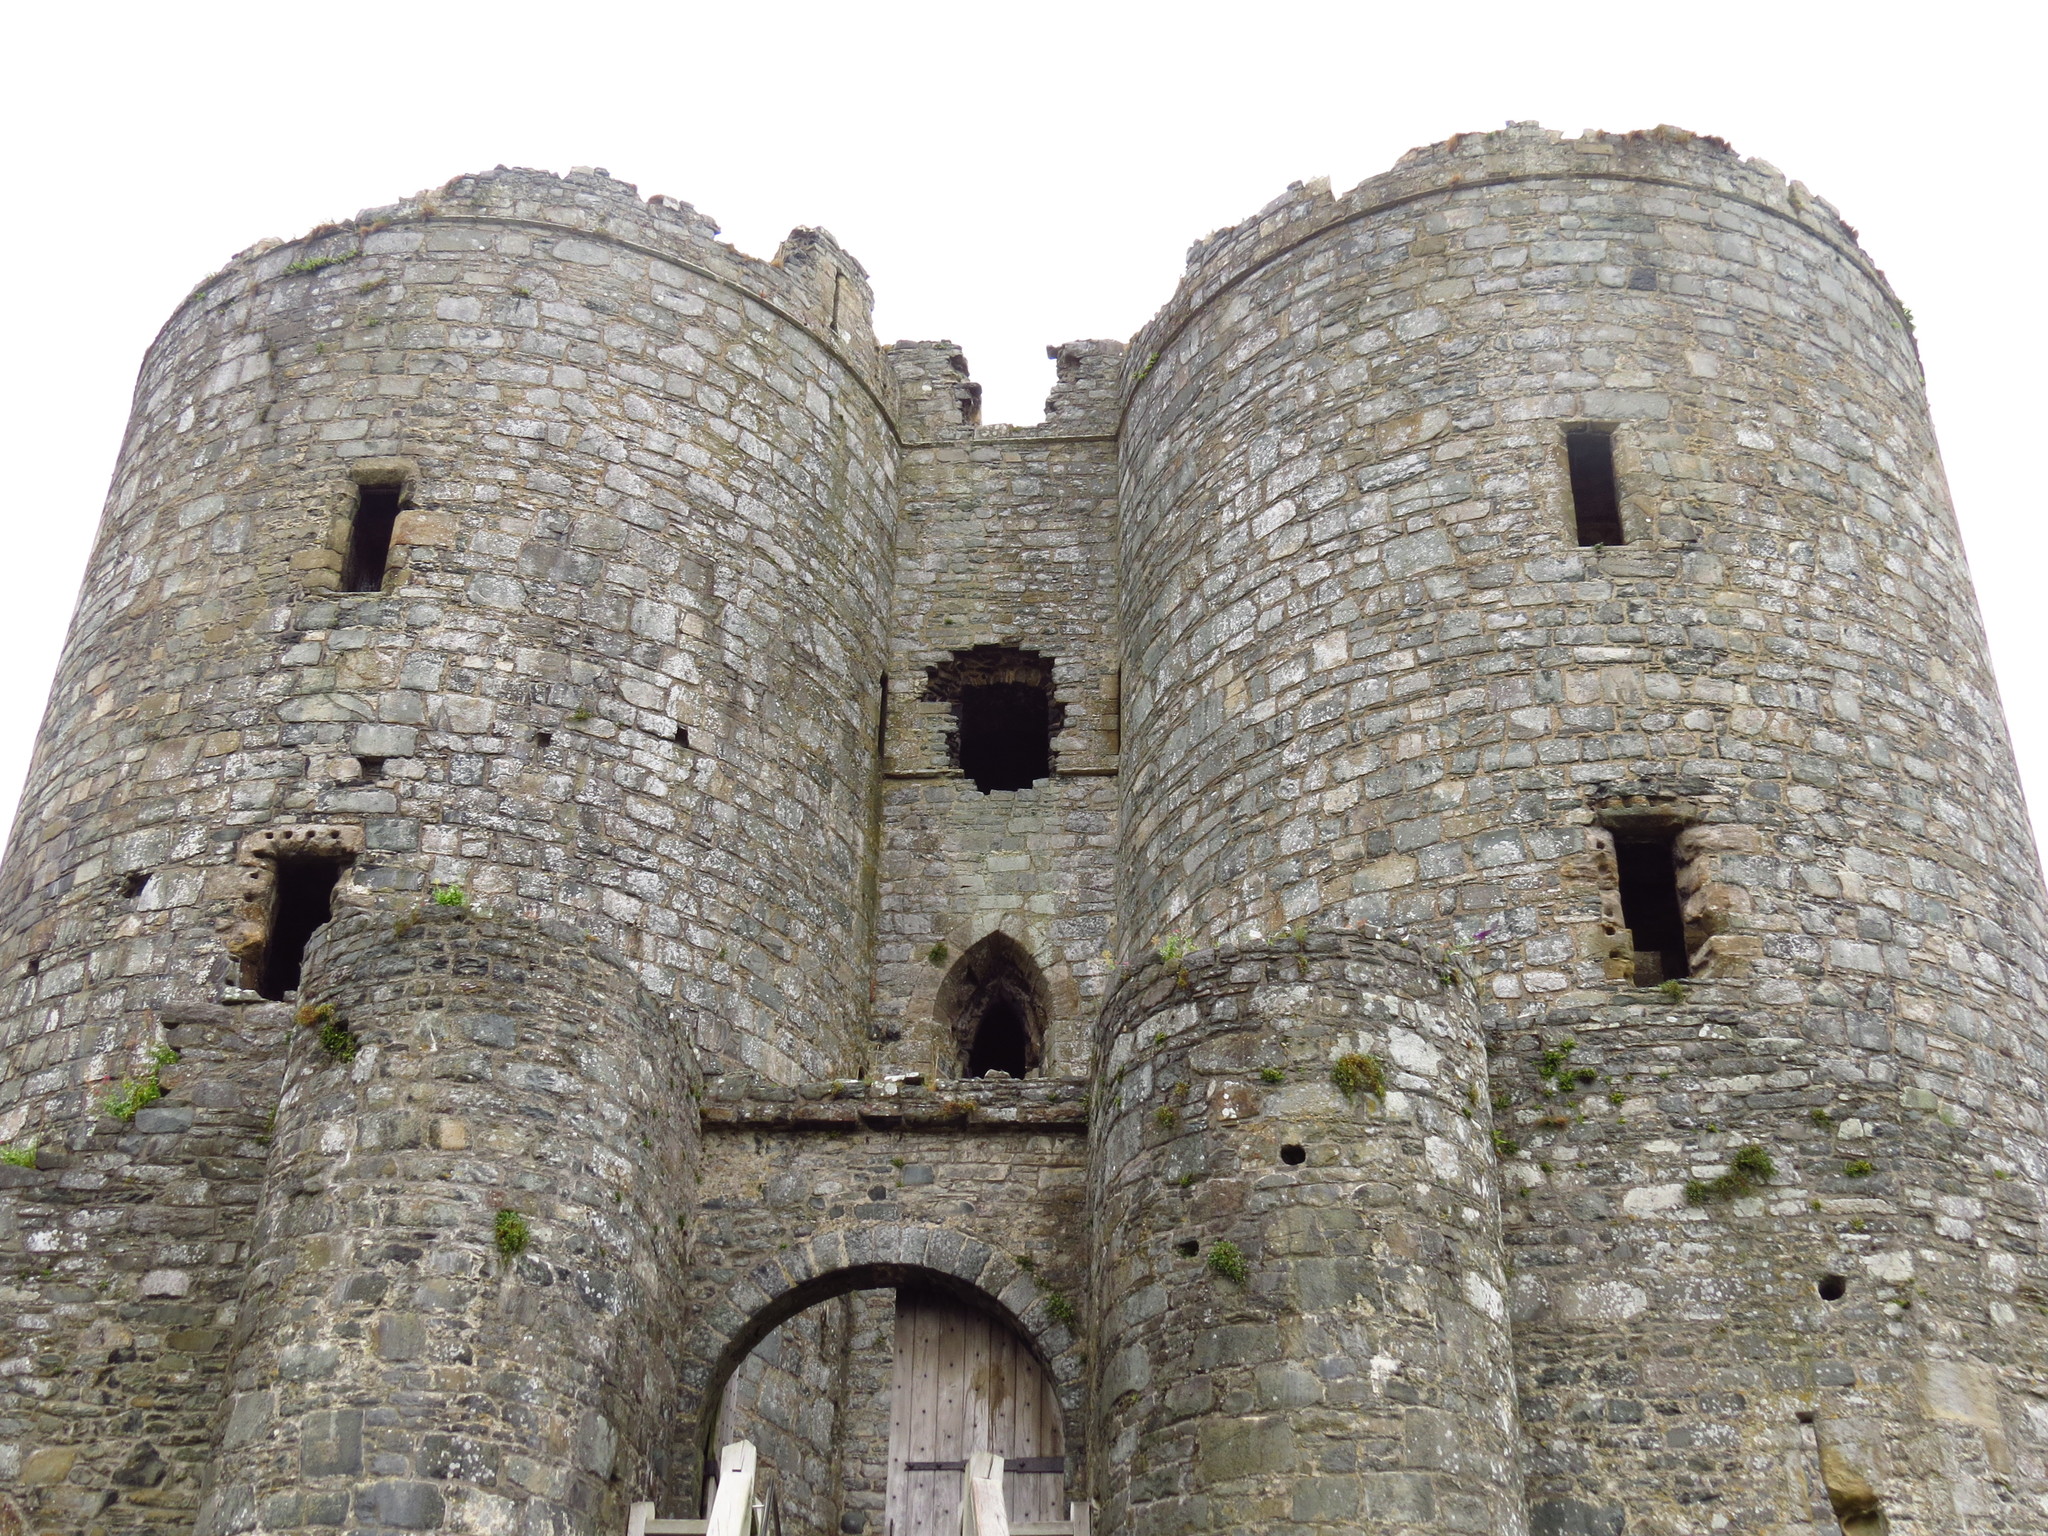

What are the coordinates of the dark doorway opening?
(1613, 828, 1689, 984)
(936, 933, 1050, 1079)
(1566, 428, 1625, 546)
(923, 647, 1065, 795)
(341, 483, 403, 591)
(257, 858, 346, 999)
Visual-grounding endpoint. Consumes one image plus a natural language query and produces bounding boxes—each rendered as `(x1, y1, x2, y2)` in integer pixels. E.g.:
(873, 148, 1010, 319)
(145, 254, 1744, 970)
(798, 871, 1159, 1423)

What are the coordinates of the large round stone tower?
(2, 127, 2044, 1536)
(1110, 124, 2048, 1534)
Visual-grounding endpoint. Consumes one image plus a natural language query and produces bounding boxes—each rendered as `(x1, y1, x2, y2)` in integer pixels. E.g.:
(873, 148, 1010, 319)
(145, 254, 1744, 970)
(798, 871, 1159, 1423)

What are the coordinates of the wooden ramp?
(958, 1451, 1090, 1536)
(627, 1440, 1089, 1536)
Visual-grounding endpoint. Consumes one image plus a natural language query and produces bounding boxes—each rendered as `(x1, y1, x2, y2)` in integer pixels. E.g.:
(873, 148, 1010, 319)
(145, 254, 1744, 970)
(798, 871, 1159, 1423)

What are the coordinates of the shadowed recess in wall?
(935, 933, 1049, 1077)
(923, 646, 1064, 792)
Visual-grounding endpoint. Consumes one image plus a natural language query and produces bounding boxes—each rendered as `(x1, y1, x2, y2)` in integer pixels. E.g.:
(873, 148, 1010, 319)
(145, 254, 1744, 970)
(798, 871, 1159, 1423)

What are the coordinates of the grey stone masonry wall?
(872, 342, 1123, 1080)
(1117, 123, 2048, 1532)
(1501, 990, 2048, 1536)
(713, 1295, 856, 1536)
(0, 996, 288, 1536)
(1090, 936, 1521, 1536)
(198, 907, 698, 1536)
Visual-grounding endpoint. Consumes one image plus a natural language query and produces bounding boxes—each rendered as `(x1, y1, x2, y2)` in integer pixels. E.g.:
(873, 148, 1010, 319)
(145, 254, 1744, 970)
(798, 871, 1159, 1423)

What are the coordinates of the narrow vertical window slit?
(341, 483, 403, 592)
(1566, 428, 1625, 546)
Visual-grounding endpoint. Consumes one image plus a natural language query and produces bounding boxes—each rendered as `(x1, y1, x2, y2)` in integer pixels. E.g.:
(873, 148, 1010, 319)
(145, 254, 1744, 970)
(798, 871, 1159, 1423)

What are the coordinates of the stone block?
(359, 1480, 447, 1529)
(300, 1409, 363, 1477)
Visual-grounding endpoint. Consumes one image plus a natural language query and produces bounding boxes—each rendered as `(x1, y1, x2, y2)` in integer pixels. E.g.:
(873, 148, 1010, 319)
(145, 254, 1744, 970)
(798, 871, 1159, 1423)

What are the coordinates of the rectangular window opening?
(1566, 428, 1625, 546)
(1613, 828, 1690, 984)
(256, 856, 348, 1000)
(340, 483, 403, 592)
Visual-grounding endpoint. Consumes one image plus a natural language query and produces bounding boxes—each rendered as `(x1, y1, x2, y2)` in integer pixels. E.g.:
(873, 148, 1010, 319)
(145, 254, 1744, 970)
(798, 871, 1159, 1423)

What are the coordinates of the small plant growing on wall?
(1206, 1240, 1249, 1285)
(431, 884, 468, 908)
(298, 1004, 359, 1062)
(1259, 1067, 1285, 1084)
(1686, 1144, 1776, 1205)
(1536, 1039, 1578, 1087)
(494, 1209, 530, 1259)
(102, 1046, 178, 1122)
(1044, 1292, 1078, 1327)
(0, 1139, 36, 1168)
(1331, 1053, 1385, 1100)
(926, 942, 949, 967)
(1844, 1159, 1875, 1178)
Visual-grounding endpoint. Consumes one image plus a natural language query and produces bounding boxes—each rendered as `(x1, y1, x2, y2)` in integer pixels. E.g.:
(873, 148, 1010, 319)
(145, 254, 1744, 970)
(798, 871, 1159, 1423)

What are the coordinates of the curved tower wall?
(201, 908, 698, 1536)
(1116, 125, 2048, 1530)
(1089, 936, 1522, 1536)
(0, 166, 897, 1113)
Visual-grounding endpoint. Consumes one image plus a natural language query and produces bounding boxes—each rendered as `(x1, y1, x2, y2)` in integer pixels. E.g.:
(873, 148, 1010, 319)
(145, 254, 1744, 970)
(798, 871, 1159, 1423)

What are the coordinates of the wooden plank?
(1039, 1359, 1066, 1523)
(704, 1441, 756, 1536)
(965, 1310, 993, 1491)
(629, 1502, 654, 1536)
(964, 1452, 1006, 1536)
(887, 1298, 915, 1536)
(934, 1300, 967, 1536)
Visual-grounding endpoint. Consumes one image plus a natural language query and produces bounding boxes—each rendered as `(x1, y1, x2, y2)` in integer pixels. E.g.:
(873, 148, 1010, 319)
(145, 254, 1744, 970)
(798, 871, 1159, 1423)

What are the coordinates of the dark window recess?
(957, 684, 1051, 792)
(673, 725, 690, 748)
(936, 932, 1049, 1079)
(1175, 1239, 1199, 1257)
(1614, 828, 1690, 984)
(1566, 428, 1625, 546)
(1818, 1273, 1848, 1302)
(357, 756, 387, 781)
(340, 483, 403, 591)
(924, 646, 1065, 794)
(533, 730, 553, 749)
(257, 858, 345, 1000)
(876, 672, 890, 758)
(119, 870, 151, 899)
(1280, 1143, 1306, 1166)
(965, 985, 1034, 1077)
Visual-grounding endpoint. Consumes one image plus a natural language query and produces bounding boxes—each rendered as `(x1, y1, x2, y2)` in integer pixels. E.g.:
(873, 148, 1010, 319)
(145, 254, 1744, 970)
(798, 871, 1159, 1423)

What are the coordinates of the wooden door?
(885, 1291, 1063, 1536)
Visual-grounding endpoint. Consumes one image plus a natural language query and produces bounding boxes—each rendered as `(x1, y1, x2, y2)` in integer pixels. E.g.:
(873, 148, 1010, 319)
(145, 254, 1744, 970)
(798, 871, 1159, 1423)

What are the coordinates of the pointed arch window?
(936, 933, 1050, 1079)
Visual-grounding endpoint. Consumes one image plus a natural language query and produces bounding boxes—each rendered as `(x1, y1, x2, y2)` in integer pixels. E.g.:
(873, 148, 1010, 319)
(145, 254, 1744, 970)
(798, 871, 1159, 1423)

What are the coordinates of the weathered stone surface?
(2, 124, 2045, 1536)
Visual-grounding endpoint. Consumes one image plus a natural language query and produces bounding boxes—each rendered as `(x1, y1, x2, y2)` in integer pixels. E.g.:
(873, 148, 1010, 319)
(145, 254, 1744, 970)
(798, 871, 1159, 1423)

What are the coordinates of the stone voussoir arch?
(678, 1220, 1086, 1495)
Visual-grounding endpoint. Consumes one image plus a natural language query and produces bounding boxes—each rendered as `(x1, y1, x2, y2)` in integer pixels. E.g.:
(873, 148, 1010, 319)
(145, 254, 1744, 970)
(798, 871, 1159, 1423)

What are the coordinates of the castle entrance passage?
(711, 1285, 1064, 1536)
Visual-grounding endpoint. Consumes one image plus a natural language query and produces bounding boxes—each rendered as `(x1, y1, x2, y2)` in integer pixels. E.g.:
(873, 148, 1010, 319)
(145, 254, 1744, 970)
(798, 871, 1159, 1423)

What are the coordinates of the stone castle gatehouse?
(2, 123, 2044, 1536)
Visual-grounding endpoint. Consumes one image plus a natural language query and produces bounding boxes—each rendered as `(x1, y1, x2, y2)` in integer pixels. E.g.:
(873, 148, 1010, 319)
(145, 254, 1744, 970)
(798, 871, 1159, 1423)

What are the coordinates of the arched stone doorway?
(680, 1227, 1083, 1536)
(935, 934, 1051, 1079)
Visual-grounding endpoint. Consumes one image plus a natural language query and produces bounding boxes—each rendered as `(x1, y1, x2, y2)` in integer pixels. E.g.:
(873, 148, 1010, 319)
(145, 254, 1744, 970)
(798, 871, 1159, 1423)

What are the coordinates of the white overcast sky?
(5, 1, 2044, 856)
